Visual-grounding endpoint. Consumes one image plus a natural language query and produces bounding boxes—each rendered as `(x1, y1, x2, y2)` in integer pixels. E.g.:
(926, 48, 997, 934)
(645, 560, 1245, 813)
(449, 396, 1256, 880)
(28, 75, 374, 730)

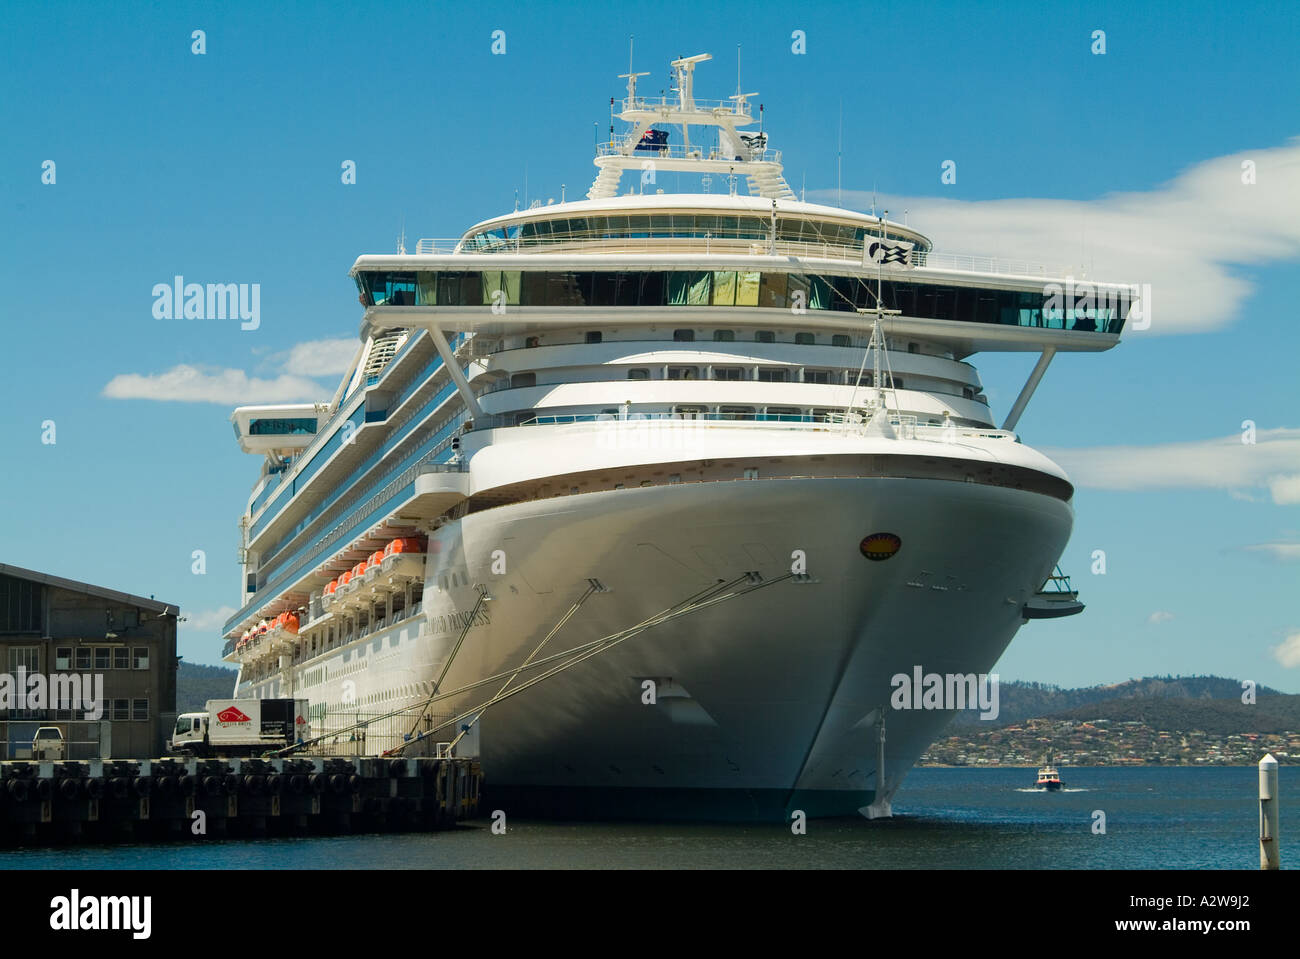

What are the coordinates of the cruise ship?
(221, 54, 1130, 820)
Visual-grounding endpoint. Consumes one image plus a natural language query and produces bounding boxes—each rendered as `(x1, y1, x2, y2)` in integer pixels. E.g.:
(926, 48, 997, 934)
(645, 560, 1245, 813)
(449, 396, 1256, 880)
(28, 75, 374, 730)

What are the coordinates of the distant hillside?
(177, 662, 238, 712)
(951, 675, 1282, 727)
(1048, 694, 1300, 737)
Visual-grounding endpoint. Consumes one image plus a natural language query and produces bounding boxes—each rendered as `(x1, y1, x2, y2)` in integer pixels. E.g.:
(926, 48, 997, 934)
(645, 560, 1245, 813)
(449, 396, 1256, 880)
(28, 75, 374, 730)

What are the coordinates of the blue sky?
(1, 1, 1297, 688)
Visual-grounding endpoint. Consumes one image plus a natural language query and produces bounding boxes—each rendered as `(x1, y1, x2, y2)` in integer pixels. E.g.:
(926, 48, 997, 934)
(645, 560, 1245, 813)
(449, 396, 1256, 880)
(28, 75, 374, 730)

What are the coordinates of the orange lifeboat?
(382, 536, 428, 578)
(323, 579, 338, 597)
(339, 570, 353, 586)
(284, 611, 299, 634)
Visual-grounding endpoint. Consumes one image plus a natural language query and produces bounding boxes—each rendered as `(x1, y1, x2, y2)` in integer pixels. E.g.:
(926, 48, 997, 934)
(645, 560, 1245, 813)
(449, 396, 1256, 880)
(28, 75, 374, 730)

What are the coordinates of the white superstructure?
(220, 54, 1129, 820)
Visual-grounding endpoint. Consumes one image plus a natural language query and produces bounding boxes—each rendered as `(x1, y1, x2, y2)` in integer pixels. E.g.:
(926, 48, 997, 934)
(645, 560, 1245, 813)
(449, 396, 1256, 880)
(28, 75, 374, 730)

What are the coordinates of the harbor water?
(4, 766, 1295, 869)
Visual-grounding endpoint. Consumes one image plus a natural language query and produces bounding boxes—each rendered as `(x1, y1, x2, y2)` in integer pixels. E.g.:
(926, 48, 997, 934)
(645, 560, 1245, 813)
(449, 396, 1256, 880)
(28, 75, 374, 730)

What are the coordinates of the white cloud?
(181, 606, 238, 632)
(1043, 427, 1300, 504)
(814, 138, 1300, 334)
(280, 337, 359, 376)
(1244, 543, 1300, 562)
(1147, 610, 1175, 625)
(103, 365, 328, 405)
(1267, 474, 1300, 505)
(1271, 631, 1300, 668)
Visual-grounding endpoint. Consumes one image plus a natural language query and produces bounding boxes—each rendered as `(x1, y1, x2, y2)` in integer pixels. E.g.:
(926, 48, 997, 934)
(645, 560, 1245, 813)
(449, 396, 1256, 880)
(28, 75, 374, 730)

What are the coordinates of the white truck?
(171, 698, 310, 757)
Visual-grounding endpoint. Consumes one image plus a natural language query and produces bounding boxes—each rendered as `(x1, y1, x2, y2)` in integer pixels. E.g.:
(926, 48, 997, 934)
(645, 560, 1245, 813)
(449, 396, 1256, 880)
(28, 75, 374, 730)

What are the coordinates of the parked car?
(32, 727, 66, 761)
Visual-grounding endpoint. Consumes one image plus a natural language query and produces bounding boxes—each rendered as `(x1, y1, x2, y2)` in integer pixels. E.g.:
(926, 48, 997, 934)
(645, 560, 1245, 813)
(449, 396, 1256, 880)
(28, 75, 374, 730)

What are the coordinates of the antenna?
(618, 34, 650, 107)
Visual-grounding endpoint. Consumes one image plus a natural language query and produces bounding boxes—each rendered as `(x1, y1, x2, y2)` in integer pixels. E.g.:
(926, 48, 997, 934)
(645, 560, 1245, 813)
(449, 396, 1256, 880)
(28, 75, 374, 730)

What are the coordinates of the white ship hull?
(241, 474, 1071, 820)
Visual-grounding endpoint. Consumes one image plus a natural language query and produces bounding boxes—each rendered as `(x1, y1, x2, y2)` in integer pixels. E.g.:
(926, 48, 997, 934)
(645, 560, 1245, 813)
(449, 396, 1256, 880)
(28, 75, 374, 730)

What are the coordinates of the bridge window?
(794, 332, 814, 345)
(713, 329, 735, 342)
(627, 368, 650, 380)
(757, 368, 790, 383)
(667, 366, 698, 380)
(755, 330, 775, 343)
(713, 366, 745, 381)
(673, 329, 695, 342)
(362, 268, 1123, 335)
(832, 334, 851, 347)
(669, 272, 711, 306)
(510, 372, 537, 388)
(585, 331, 603, 343)
(736, 271, 761, 306)
(249, 418, 317, 436)
(804, 369, 833, 384)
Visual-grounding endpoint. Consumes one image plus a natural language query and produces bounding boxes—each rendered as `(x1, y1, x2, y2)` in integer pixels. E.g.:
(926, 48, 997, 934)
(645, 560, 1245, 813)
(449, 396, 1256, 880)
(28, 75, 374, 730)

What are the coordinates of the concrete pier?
(0, 755, 481, 846)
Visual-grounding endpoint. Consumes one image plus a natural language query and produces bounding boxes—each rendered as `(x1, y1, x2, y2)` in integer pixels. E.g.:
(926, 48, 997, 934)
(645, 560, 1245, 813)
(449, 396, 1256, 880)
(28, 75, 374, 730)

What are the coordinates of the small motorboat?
(1035, 757, 1063, 791)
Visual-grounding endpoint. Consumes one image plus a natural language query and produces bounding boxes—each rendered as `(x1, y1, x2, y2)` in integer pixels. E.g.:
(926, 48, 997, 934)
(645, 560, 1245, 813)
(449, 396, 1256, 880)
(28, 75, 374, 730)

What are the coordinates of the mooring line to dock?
(393, 572, 793, 754)
(278, 572, 788, 758)
(442, 582, 600, 752)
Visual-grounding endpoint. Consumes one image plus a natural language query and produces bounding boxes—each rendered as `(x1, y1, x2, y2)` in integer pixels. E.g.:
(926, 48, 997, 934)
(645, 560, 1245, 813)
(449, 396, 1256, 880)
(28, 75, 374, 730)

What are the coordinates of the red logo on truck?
(295, 715, 306, 725)
(217, 707, 251, 723)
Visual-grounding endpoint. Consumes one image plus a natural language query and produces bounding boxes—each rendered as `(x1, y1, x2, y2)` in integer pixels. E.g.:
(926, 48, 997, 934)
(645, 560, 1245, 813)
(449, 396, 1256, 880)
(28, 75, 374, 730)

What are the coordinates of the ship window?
(94, 648, 110, 670)
(55, 647, 72, 670)
(786, 274, 811, 312)
(113, 647, 129, 670)
(585, 331, 603, 344)
(721, 406, 755, 420)
(667, 366, 698, 380)
(668, 272, 711, 305)
(481, 271, 521, 307)
(762, 407, 801, 421)
(804, 369, 833, 384)
(736, 271, 760, 306)
(627, 368, 650, 380)
(755, 330, 775, 343)
(524, 336, 540, 348)
(794, 332, 814, 345)
(743, 467, 760, 480)
(674, 406, 706, 418)
(672, 329, 695, 342)
(510, 372, 537, 388)
(713, 366, 745, 381)
(759, 273, 787, 309)
(757, 367, 790, 383)
(831, 334, 851, 347)
(711, 272, 736, 306)
(249, 418, 317, 436)
(75, 648, 91, 670)
(713, 329, 735, 342)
